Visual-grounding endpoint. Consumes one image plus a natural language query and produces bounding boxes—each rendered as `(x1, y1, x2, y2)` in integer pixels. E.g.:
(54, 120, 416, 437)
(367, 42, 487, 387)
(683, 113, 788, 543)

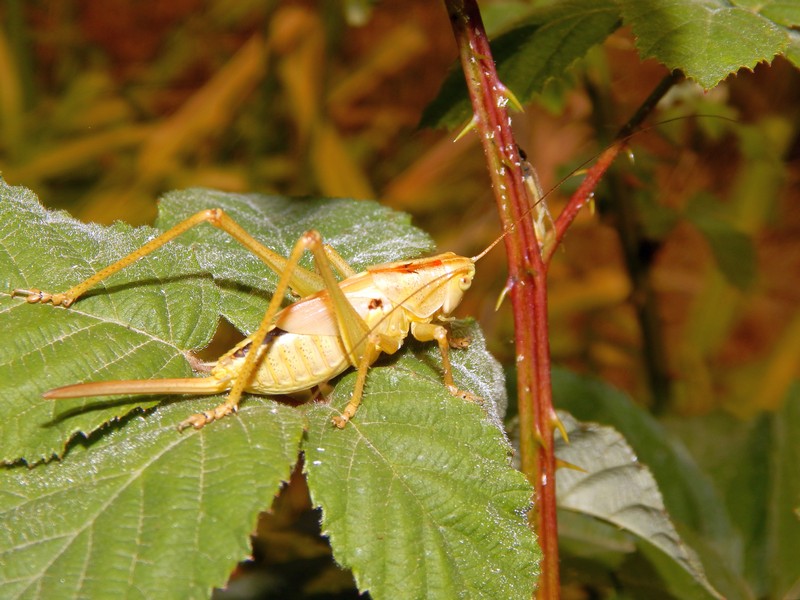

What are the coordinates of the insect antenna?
(469, 112, 740, 266)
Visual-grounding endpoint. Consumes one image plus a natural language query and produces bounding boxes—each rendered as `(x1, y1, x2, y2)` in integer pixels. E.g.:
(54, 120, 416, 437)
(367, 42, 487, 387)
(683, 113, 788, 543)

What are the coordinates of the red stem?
(443, 4, 678, 598)
(547, 144, 621, 263)
(444, 2, 558, 598)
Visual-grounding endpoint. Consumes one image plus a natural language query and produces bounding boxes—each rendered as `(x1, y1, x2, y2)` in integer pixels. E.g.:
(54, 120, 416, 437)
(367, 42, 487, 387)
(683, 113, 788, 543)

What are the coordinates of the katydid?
(12, 207, 503, 430)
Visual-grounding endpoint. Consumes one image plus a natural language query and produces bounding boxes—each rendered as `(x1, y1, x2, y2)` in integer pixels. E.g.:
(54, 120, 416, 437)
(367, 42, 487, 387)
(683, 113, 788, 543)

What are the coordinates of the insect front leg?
(411, 322, 480, 403)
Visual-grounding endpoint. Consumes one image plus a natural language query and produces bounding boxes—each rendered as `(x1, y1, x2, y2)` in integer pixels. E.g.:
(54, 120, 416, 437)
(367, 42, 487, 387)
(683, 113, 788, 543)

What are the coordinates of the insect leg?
(12, 208, 326, 307)
(410, 322, 459, 393)
(331, 336, 381, 429)
(302, 231, 371, 365)
(411, 322, 481, 407)
(304, 231, 395, 426)
(177, 230, 318, 430)
(321, 243, 357, 278)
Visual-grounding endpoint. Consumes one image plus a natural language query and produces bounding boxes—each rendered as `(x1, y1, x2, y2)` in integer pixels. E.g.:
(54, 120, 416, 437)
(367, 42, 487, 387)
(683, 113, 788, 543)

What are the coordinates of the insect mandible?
(12, 203, 512, 430)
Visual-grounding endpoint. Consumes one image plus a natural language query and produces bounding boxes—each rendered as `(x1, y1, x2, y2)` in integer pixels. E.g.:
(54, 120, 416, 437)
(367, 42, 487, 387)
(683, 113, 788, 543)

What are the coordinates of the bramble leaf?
(0, 183, 433, 463)
(619, 0, 789, 89)
(424, 0, 797, 129)
(555, 412, 723, 599)
(0, 398, 305, 599)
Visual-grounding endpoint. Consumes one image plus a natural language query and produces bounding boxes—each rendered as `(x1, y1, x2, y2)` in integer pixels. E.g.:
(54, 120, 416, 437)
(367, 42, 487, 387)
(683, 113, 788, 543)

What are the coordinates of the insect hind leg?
(178, 231, 319, 431)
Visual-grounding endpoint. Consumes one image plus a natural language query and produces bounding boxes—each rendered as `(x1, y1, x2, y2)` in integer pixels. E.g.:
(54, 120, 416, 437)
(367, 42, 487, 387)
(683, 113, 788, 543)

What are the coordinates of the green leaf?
(304, 327, 538, 599)
(665, 410, 773, 596)
(785, 29, 800, 67)
(752, 0, 800, 65)
(732, 0, 800, 29)
(421, 0, 620, 129)
(553, 369, 753, 599)
(619, 0, 789, 89)
(666, 385, 800, 598)
(0, 397, 305, 599)
(555, 412, 723, 599)
(424, 0, 795, 128)
(553, 369, 735, 546)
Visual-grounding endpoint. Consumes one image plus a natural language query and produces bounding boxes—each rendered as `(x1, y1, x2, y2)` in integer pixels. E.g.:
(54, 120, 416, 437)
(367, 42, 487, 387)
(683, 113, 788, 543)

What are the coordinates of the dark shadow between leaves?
(42, 394, 187, 426)
(43, 391, 314, 429)
(82, 272, 271, 301)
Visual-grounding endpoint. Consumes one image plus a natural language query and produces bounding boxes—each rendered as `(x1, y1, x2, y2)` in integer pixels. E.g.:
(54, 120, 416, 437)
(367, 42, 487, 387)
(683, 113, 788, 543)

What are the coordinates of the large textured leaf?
(0, 397, 305, 599)
(305, 326, 538, 599)
(1, 186, 220, 462)
(553, 369, 734, 543)
(555, 412, 723, 599)
(619, 0, 789, 89)
(730, 0, 800, 66)
(553, 369, 749, 598)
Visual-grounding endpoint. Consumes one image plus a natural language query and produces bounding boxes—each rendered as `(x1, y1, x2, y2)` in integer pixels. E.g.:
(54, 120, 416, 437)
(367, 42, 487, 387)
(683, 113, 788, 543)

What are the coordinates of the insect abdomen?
(214, 327, 350, 394)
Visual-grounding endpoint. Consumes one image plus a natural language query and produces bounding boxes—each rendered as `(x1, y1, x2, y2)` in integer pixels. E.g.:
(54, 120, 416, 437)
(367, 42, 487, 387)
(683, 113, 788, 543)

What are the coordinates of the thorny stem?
(445, 1, 557, 598)
(444, 2, 679, 598)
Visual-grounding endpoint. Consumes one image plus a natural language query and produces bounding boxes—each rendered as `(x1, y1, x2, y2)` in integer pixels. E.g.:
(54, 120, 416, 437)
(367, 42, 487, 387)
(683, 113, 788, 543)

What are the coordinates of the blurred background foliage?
(1, 0, 798, 597)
